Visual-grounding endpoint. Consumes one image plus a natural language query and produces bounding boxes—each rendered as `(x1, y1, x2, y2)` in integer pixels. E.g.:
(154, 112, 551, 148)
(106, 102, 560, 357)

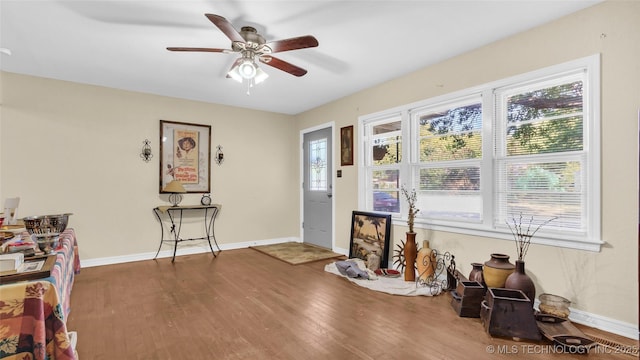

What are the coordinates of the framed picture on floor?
(349, 211, 392, 268)
(159, 120, 211, 193)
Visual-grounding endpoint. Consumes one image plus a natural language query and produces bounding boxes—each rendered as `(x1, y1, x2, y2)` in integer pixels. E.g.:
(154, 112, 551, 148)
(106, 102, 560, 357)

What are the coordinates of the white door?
(303, 127, 333, 249)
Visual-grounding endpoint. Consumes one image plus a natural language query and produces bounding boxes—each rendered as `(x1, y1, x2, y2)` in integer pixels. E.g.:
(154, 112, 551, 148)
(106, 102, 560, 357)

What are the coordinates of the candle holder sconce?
(215, 145, 224, 165)
(141, 139, 153, 162)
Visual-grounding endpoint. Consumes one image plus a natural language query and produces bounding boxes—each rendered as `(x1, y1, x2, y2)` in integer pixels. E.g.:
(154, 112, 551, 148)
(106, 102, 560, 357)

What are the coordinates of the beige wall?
(296, 1, 639, 329)
(0, 73, 299, 259)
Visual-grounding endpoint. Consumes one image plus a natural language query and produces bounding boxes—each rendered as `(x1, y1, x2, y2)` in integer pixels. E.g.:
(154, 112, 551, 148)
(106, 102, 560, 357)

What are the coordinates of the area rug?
(324, 259, 442, 297)
(250, 242, 344, 265)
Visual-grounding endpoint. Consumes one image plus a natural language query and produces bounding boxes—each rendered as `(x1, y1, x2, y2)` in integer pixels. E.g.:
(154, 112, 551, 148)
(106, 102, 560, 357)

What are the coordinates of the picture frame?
(340, 125, 354, 166)
(349, 211, 392, 268)
(159, 120, 211, 193)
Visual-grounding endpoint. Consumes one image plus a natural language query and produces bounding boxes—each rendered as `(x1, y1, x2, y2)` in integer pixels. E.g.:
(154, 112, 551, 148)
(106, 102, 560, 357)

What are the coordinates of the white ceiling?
(0, 0, 602, 115)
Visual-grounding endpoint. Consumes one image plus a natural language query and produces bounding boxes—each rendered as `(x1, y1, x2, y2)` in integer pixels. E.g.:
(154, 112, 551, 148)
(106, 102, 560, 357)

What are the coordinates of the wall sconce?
(141, 139, 153, 162)
(215, 145, 224, 165)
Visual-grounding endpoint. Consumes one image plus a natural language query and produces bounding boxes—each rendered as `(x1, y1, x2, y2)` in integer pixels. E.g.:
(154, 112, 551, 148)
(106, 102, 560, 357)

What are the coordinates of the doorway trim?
(300, 121, 336, 250)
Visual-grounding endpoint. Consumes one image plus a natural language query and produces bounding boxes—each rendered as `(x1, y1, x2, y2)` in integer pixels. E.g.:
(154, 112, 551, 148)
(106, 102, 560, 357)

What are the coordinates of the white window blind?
(494, 71, 587, 235)
(411, 95, 483, 222)
(364, 117, 402, 213)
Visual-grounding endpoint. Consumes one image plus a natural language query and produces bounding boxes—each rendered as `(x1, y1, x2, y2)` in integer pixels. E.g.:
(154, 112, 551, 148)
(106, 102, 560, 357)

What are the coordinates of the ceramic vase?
(404, 232, 417, 281)
(482, 253, 514, 288)
(504, 260, 535, 306)
(416, 240, 436, 283)
(468, 262, 485, 287)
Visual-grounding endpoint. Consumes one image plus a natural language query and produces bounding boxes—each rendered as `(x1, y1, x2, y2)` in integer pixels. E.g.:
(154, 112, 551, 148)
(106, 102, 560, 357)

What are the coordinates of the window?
(309, 138, 327, 191)
(359, 55, 601, 251)
(412, 95, 483, 222)
(363, 117, 402, 213)
(494, 71, 588, 236)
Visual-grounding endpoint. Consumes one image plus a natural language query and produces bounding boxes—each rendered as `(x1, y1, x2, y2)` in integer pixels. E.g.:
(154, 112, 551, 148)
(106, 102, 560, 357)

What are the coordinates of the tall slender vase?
(505, 260, 536, 306)
(404, 232, 417, 281)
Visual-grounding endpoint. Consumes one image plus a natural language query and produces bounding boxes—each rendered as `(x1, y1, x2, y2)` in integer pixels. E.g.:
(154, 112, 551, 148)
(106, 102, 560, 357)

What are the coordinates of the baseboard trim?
(333, 246, 349, 257)
(79, 236, 299, 268)
(568, 307, 639, 340)
(79, 239, 638, 340)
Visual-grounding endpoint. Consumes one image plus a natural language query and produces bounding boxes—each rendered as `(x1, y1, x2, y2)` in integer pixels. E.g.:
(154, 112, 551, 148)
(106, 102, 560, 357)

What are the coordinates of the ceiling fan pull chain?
(246, 78, 252, 95)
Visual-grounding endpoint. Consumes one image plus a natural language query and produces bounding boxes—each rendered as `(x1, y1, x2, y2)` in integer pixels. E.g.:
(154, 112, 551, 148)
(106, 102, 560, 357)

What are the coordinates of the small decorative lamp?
(163, 180, 186, 206)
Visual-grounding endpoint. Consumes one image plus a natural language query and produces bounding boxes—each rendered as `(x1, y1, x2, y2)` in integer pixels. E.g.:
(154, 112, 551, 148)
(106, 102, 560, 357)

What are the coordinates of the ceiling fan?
(167, 14, 319, 87)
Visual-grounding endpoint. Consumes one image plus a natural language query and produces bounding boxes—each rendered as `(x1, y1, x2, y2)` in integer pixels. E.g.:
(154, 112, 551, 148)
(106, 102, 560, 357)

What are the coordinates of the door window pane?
(309, 138, 327, 191)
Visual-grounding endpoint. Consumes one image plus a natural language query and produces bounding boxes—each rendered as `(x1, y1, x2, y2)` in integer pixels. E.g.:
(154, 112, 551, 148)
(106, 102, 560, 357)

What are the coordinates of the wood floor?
(67, 249, 637, 359)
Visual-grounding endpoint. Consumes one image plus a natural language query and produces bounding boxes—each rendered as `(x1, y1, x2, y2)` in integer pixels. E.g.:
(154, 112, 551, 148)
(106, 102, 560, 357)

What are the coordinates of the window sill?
(390, 217, 604, 252)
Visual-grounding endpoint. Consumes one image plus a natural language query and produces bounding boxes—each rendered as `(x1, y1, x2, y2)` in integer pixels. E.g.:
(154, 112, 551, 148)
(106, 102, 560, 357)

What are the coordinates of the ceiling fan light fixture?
(227, 65, 243, 83)
(254, 67, 269, 84)
(227, 56, 269, 90)
(238, 59, 257, 79)
(228, 57, 264, 84)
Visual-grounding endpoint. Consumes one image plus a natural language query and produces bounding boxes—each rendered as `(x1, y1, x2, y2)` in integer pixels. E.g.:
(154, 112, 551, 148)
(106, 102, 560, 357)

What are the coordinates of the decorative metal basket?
(22, 213, 72, 236)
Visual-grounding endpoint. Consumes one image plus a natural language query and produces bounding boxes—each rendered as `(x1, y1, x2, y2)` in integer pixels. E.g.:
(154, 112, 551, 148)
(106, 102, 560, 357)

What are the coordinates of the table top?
(155, 204, 222, 213)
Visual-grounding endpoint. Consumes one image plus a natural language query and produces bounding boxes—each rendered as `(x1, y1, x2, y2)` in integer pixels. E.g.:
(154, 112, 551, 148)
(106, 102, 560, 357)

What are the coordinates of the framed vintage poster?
(159, 120, 211, 193)
(340, 125, 354, 166)
(349, 211, 392, 268)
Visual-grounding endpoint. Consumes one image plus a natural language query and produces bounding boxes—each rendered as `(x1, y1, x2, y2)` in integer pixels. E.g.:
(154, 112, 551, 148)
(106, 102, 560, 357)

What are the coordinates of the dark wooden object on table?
(450, 280, 486, 318)
(0, 254, 56, 284)
(480, 287, 541, 340)
(536, 313, 597, 353)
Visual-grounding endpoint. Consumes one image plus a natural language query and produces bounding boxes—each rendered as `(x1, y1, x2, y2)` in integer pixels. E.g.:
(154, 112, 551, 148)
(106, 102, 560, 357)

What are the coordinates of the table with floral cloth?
(0, 228, 80, 360)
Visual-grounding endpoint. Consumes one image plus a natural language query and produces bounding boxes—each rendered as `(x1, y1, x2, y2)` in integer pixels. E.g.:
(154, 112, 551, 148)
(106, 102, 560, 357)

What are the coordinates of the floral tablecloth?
(0, 228, 80, 360)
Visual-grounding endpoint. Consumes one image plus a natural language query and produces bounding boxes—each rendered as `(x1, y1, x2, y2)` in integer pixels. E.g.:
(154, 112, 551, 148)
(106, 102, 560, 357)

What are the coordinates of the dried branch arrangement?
(506, 213, 557, 261)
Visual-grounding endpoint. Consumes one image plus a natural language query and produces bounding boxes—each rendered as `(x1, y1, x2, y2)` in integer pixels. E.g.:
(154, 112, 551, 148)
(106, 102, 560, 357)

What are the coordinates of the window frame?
(361, 114, 404, 213)
(410, 93, 485, 224)
(358, 54, 602, 251)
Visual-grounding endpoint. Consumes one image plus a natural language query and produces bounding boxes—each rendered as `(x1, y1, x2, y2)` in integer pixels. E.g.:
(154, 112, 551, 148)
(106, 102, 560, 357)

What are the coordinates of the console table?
(153, 204, 222, 262)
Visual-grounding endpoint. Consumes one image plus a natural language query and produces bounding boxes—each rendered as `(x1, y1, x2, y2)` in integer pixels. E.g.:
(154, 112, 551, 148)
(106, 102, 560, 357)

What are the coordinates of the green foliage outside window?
(507, 81, 583, 156)
(419, 104, 482, 163)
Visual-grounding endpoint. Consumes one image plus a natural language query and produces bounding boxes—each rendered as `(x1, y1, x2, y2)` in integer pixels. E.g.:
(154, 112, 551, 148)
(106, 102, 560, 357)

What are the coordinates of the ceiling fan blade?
(265, 35, 319, 53)
(167, 47, 230, 53)
(205, 14, 244, 43)
(259, 56, 308, 77)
